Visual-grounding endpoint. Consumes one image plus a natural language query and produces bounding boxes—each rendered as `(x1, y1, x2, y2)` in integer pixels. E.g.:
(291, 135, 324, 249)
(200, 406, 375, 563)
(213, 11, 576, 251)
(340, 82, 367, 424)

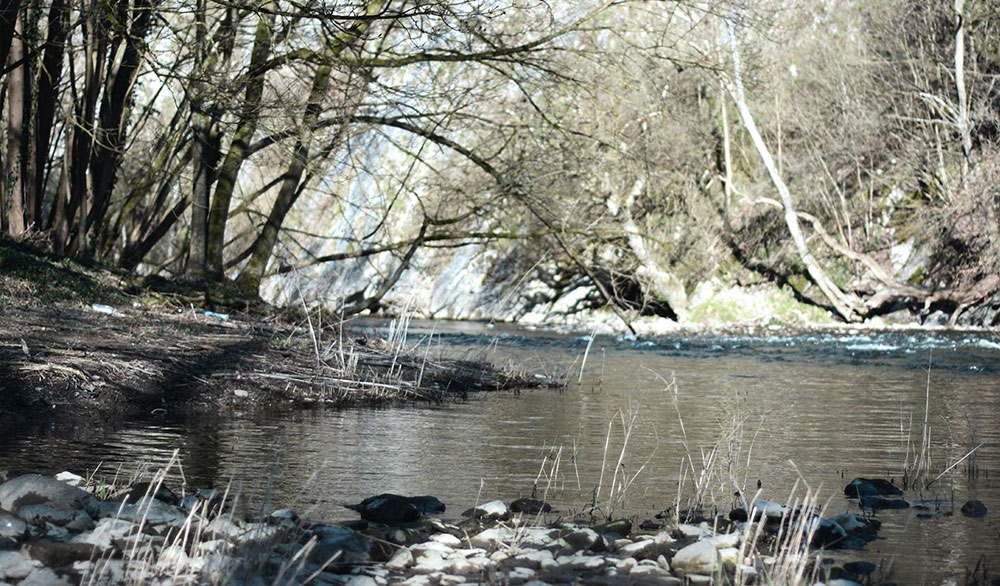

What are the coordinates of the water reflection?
(2, 326, 999, 584)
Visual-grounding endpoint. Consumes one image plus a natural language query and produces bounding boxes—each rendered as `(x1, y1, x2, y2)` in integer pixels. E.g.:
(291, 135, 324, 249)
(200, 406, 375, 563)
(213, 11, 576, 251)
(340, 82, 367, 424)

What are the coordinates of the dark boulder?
(960, 500, 988, 518)
(592, 519, 632, 537)
(346, 494, 445, 525)
(844, 478, 903, 498)
(510, 497, 552, 514)
(861, 495, 910, 510)
(123, 482, 180, 506)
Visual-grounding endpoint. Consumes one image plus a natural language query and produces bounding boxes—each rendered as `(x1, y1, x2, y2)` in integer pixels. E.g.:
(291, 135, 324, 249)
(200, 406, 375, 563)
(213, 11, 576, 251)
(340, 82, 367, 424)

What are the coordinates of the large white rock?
(385, 547, 413, 570)
(470, 527, 516, 549)
(671, 540, 739, 575)
(429, 533, 462, 547)
(617, 532, 674, 560)
(0, 475, 95, 513)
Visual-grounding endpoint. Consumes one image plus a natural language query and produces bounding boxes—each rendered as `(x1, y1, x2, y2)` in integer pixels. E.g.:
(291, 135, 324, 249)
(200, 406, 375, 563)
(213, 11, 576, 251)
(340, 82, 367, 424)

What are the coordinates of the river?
(3, 321, 999, 585)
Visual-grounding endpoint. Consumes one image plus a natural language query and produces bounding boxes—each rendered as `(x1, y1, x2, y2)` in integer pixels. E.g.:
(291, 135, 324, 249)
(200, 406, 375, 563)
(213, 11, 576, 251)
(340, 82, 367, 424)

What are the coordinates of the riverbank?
(0, 302, 556, 426)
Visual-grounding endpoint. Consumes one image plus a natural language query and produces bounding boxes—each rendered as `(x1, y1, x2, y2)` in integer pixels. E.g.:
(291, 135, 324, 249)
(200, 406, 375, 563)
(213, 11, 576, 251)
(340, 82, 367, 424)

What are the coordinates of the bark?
(722, 18, 861, 322)
(186, 0, 216, 277)
(610, 178, 688, 319)
(120, 195, 190, 271)
(67, 0, 108, 254)
(234, 64, 332, 294)
(204, 4, 276, 277)
(954, 0, 972, 171)
(88, 0, 155, 232)
(3, 7, 27, 235)
(33, 0, 68, 223)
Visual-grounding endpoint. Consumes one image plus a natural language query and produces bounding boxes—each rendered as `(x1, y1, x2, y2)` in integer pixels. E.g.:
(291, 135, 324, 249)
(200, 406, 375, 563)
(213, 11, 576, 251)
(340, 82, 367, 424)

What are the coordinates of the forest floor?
(0, 241, 554, 425)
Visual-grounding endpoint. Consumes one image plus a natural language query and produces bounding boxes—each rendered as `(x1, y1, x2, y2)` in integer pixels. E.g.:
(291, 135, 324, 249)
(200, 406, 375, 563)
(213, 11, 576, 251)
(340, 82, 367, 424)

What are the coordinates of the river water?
(2, 322, 999, 584)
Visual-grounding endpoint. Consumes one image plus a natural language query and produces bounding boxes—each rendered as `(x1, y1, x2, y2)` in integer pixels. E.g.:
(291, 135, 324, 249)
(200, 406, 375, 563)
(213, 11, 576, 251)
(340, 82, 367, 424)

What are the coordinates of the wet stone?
(961, 500, 988, 518)
(0, 474, 96, 513)
(0, 510, 26, 539)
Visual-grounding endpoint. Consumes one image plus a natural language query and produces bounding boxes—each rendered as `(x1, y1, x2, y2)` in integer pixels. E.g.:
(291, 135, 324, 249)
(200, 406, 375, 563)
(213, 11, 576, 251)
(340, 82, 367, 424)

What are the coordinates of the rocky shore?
(5, 470, 981, 586)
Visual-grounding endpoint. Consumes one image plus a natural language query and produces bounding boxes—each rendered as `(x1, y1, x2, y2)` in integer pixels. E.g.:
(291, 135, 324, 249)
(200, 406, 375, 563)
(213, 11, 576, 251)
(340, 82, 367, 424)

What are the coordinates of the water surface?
(3, 323, 999, 584)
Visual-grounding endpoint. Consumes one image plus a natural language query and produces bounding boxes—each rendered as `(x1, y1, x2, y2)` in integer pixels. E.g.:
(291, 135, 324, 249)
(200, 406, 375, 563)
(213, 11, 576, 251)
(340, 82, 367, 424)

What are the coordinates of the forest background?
(1, 0, 999, 329)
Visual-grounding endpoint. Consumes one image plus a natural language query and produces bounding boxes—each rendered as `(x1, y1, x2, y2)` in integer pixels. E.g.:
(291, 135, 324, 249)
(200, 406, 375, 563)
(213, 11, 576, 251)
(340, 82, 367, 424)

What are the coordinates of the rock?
(860, 495, 909, 510)
(553, 551, 606, 571)
(347, 494, 446, 525)
(705, 531, 739, 548)
(123, 481, 180, 506)
(470, 527, 516, 549)
(617, 533, 676, 561)
(0, 474, 96, 513)
(53, 472, 83, 487)
(310, 524, 373, 568)
(236, 523, 284, 548)
(0, 550, 39, 580)
(507, 566, 536, 583)
(197, 539, 228, 555)
(512, 549, 555, 571)
(101, 497, 188, 526)
(843, 478, 903, 498)
(19, 567, 73, 586)
(410, 540, 454, 560)
(676, 523, 707, 538)
(628, 562, 678, 583)
(592, 519, 632, 537)
(562, 528, 600, 552)
(207, 517, 243, 540)
(509, 498, 552, 515)
(671, 540, 738, 575)
(16, 504, 89, 528)
(461, 500, 508, 521)
(71, 518, 135, 548)
(818, 514, 879, 549)
(811, 517, 848, 548)
(270, 508, 299, 525)
(385, 547, 414, 570)
(843, 560, 877, 576)
(516, 527, 561, 549)
(960, 500, 987, 518)
(729, 498, 788, 522)
(24, 542, 106, 569)
(156, 544, 194, 572)
(428, 533, 462, 547)
(0, 510, 26, 540)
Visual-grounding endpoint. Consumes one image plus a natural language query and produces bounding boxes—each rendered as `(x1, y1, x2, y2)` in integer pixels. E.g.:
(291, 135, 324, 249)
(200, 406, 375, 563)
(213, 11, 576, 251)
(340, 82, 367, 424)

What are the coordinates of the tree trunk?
(33, 0, 68, 223)
(3, 7, 27, 235)
(722, 17, 860, 322)
(235, 65, 332, 294)
(67, 0, 108, 255)
(88, 0, 154, 234)
(204, 4, 276, 278)
(954, 0, 972, 172)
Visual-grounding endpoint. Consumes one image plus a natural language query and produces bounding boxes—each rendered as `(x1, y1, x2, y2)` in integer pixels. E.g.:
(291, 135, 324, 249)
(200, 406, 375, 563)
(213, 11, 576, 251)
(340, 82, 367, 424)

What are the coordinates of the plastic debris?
(199, 310, 230, 321)
(91, 303, 119, 315)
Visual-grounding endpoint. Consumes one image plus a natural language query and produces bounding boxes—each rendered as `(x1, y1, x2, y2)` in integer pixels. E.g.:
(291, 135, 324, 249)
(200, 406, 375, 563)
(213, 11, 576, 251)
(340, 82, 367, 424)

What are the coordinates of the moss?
(0, 241, 128, 306)
(687, 284, 833, 326)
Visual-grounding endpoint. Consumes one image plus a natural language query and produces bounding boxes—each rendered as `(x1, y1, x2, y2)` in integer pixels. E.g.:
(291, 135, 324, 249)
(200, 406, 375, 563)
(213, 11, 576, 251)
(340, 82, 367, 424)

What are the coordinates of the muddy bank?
(0, 303, 555, 426)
